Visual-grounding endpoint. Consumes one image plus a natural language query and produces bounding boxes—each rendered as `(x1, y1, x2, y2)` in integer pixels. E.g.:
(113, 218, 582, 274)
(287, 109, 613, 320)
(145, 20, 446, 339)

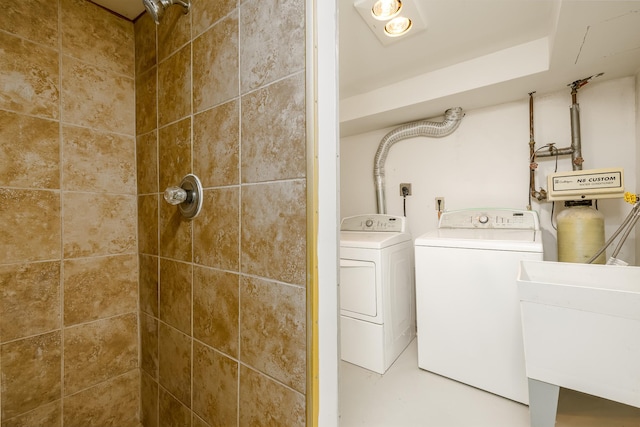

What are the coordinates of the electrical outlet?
(400, 183, 412, 196)
(435, 197, 444, 211)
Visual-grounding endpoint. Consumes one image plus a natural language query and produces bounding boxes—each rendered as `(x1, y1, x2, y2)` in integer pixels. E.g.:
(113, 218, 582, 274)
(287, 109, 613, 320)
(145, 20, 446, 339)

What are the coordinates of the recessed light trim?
(384, 16, 412, 37)
(371, 0, 402, 21)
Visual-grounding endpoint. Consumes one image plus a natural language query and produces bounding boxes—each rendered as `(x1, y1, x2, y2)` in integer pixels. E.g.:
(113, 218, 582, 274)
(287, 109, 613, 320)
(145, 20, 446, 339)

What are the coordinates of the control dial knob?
(478, 215, 489, 224)
(365, 219, 374, 228)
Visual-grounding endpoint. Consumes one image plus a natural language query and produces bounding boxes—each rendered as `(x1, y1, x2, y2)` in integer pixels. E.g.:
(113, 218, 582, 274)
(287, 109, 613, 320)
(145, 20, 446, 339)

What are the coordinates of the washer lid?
(415, 228, 543, 252)
(340, 231, 411, 249)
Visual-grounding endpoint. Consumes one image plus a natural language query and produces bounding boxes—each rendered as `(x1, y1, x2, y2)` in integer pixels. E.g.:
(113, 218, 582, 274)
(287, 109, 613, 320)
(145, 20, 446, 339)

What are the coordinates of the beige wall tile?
(239, 0, 305, 93)
(0, 111, 60, 189)
(138, 194, 159, 255)
(62, 370, 140, 427)
(193, 13, 239, 113)
(0, 189, 61, 264)
(140, 313, 159, 378)
(62, 125, 136, 193)
(193, 341, 238, 426)
(158, 323, 192, 407)
(140, 371, 159, 427)
(240, 180, 306, 285)
(63, 192, 136, 258)
(192, 0, 237, 37)
(140, 254, 159, 317)
(0, 261, 60, 342)
(61, 56, 135, 135)
(193, 414, 210, 427)
(240, 277, 306, 393)
(0, 0, 58, 48)
(159, 387, 192, 427)
(158, 6, 191, 62)
(159, 258, 192, 335)
(135, 13, 157, 75)
(63, 255, 138, 326)
(0, 32, 59, 119)
(241, 73, 306, 183)
(238, 365, 305, 427)
(159, 197, 193, 262)
(0, 400, 62, 427)
(158, 45, 191, 127)
(61, 0, 134, 77)
(193, 99, 239, 187)
(0, 332, 61, 420)
(63, 314, 137, 395)
(158, 117, 191, 192)
(193, 267, 239, 357)
(137, 131, 159, 194)
(136, 68, 158, 136)
(194, 188, 239, 270)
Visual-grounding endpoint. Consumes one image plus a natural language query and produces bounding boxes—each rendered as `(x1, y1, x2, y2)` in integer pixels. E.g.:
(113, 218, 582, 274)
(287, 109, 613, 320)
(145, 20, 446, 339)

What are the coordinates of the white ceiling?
(93, 0, 640, 135)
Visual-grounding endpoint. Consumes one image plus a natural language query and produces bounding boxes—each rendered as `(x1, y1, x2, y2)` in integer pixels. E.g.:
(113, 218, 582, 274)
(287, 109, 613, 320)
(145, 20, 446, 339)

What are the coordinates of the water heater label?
(547, 168, 624, 201)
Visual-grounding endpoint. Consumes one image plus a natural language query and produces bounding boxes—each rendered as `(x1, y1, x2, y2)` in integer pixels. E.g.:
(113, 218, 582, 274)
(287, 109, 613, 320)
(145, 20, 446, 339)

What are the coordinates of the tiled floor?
(339, 339, 640, 427)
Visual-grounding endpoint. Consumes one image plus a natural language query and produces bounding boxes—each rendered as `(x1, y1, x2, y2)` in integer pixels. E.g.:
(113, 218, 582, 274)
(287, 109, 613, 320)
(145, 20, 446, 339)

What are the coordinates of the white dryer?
(340, 214, 415, 374)
(414, 209, 544, 404)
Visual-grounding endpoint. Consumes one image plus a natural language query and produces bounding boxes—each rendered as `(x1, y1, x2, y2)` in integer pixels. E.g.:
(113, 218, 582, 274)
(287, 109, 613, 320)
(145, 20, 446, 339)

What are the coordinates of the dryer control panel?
(439, 209, 540, 230)
(341, 214, 406, 232)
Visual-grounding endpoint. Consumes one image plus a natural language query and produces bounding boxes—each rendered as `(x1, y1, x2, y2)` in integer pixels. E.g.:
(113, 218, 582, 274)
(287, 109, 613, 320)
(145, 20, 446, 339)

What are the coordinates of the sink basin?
(517, 260, 640, 426)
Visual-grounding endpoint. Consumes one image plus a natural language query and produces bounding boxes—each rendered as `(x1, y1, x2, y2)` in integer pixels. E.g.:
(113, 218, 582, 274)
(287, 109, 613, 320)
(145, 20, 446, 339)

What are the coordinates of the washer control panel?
(439, 209, 540, 230)
(340, 214, 406, 232)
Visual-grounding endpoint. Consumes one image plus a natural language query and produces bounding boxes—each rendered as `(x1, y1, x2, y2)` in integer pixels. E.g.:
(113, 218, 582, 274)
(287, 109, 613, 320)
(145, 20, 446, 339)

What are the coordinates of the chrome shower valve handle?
(163, 174, 203, 219)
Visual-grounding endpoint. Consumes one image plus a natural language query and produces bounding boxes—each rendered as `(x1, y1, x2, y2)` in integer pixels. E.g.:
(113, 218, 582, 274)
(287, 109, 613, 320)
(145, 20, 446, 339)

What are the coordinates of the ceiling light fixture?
(371, 0, 402, 21)
(354, 0, 426, 46)
(384, 16, 412, 37)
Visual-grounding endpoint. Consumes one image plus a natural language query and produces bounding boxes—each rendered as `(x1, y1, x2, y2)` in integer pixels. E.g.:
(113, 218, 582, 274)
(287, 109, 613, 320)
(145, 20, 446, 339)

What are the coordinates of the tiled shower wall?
(134, 0, 308, 425)
(0, 0, 139, 426)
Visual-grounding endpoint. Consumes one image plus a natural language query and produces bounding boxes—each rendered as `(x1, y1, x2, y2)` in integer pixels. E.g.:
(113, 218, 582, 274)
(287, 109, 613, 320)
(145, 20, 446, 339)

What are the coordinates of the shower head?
(142, 0, 190, 25)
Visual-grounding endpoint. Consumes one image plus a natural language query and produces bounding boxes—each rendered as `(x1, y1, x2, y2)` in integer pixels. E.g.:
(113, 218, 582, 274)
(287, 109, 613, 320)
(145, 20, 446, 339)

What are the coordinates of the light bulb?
(371, 0, 402, 20)
(384, 16, 412, 37)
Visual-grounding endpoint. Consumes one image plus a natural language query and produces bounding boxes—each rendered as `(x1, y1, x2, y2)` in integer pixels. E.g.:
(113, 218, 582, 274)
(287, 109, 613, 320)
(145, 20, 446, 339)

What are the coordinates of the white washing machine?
(340, 214, 415, 374)
(414, 208, 543, 404)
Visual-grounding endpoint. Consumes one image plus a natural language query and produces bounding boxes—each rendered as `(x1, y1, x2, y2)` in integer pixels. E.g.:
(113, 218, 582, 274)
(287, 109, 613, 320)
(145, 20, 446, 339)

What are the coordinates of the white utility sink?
(517, 260, 640, 427)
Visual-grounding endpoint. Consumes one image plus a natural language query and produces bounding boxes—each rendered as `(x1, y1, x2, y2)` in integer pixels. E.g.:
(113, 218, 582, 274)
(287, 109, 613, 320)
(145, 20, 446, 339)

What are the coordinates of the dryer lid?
(340, 231, 411, 249)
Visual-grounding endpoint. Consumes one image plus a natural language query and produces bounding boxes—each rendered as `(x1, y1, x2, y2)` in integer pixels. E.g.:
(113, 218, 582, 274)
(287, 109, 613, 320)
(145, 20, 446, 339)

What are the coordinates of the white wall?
(341, 76, 637, 264)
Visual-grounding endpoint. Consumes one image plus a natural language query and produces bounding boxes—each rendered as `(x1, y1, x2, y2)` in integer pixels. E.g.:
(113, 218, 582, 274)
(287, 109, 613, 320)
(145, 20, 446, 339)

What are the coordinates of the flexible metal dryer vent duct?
(374, 107, 464, 214)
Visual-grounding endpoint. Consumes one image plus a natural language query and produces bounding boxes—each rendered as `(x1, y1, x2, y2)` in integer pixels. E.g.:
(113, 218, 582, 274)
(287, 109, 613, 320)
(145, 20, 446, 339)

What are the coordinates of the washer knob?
(478, 215, 489, 224)
(365, 219, 374, 228)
